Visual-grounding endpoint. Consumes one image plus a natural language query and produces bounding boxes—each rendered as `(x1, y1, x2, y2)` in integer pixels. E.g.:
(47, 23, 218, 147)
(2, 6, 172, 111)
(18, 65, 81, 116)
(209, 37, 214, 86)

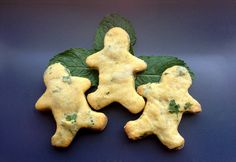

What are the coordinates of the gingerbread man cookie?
(35, 63, 108, 147)
(86, 27, 147, 114)
(124, 66, 201, 149)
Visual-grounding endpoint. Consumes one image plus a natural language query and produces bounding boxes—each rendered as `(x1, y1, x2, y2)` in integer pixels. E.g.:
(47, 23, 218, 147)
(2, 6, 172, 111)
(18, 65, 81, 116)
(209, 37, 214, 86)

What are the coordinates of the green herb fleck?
(184, 102, 193, 110)
(62, 76, 72, 84)
(168, 100, 180, 114)
(90, 118, 95, 125)
(52, 86, 62, 93)
(64, 68, 71, 75)
(66, 113, 77, 123)
(178, 70, 185, 76)
(177, 67, 186, 76)
(52, 89, 60, 93)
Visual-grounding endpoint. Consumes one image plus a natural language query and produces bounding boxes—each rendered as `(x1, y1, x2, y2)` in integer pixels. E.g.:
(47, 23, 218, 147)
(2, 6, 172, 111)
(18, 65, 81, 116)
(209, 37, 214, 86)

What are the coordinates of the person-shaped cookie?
(124, 66, 201, 149)
(86, 27, 147, 114)
(35, 63, 108, 147)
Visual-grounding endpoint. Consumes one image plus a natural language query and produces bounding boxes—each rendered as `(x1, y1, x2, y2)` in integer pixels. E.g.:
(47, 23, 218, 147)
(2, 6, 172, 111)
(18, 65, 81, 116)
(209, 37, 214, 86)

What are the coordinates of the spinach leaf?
(48, 48, 98, 86)
(93, 13, 136, 54)
(135, 56, 194, 86)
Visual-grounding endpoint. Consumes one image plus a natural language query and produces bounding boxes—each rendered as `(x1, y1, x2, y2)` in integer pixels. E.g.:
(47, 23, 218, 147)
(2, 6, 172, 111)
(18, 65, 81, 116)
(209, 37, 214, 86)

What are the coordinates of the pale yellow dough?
(86, 27, 147, 114)
(124, 66, 201, 149)
(35, 63, 108, 147)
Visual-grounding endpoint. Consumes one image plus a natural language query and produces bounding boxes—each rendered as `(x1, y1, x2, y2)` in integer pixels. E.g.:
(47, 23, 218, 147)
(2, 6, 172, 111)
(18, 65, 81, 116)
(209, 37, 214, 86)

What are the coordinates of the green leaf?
(48, 48, 98, 86)
(93, 13, 136, 54)
(135, 56, 194, 86)
(66, 113, 77, 123)
(168, 100, 180, 114)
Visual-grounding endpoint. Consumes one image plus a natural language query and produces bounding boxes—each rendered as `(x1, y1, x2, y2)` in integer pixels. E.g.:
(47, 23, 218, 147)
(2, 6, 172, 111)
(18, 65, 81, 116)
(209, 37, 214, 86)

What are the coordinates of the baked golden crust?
(35, 63, 108, 147)
(86, 27, 147, 114)
(124, 66, 201, 149)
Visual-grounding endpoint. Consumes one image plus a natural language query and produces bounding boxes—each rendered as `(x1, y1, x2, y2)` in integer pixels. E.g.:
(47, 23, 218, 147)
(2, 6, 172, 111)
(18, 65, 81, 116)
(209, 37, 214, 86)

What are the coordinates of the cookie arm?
(124, 116, 152, 140)
(129, 55, 147, 73)
(73, 77, 91, 92)
(137, 84, 151, 98)
(81, 111, 108, 130)
(137, 85, 145, 96)
(185, 96, 202, 113)
(35, 91, 51, 111)
(86, 52, 100, 68)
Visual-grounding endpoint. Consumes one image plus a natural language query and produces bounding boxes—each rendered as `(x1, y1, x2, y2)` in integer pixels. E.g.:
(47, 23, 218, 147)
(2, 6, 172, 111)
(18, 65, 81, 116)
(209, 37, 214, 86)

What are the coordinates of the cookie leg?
(51, 112, 77, 147)
(51, 125, 76, 147)
(120, 92, 145, 114)
(35, 91, 51, 111)
(87, 89, 113, 110)
(157, 129, 185, 150)
(124, 117, 152, 140)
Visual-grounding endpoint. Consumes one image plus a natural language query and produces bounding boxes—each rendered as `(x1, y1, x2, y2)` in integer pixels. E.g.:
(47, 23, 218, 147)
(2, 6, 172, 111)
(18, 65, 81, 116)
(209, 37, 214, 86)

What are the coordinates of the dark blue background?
(1, 0, 236, 162)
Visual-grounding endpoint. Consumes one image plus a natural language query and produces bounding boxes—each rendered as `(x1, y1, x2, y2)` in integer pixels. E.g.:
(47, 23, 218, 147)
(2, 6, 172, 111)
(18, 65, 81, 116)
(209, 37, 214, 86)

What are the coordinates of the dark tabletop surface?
(1, 0, 236, 162)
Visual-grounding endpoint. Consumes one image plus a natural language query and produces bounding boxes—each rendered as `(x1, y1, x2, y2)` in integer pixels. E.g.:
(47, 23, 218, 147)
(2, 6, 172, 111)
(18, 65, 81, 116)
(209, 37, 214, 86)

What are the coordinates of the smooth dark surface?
(1, 0, 236, 162)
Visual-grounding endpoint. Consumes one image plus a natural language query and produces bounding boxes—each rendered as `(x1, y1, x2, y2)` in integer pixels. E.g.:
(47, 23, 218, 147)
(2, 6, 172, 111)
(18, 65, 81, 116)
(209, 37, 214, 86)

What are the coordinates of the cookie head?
(44, 63, 70, 85)
(161, 66, 192, 89)
(104, 27, 130, 51)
